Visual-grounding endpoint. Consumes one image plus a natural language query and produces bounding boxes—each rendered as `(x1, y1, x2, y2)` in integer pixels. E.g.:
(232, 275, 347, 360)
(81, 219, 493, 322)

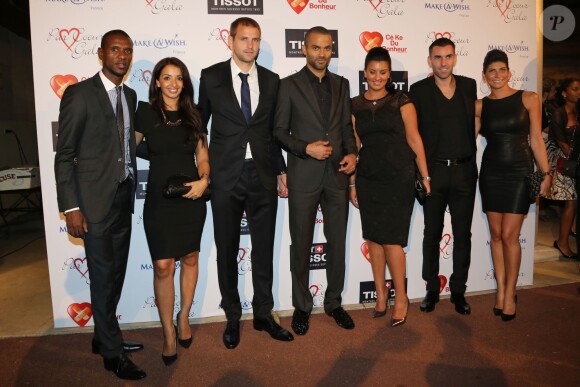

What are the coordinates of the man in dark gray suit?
(54, 30, 145, 380)
(274, 26, 358, 336)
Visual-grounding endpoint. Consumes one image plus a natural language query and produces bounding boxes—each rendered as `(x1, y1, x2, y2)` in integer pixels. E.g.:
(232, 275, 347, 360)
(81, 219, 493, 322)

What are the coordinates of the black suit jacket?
(197, 59, 286, 191)
(274, 67, 357, 192)
(409, 75, 477, 162)
(55, 73, 137, 223)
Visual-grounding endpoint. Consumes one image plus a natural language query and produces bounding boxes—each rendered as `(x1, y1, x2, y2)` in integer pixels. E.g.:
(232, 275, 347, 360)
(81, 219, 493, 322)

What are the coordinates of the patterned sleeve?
(398, 91, 413, 108)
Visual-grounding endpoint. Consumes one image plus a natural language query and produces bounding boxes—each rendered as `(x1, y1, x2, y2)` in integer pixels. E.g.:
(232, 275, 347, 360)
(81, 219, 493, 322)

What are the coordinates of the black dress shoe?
(176, 311, 192, 348)
(253, 316, 294, 341)
(92, 339, 144, 355)
(450, 293, 471, 315)
(223, 320, 240, 349)
(161, 325, 178, 366)
(103, 353, 146, 380)
(500, 311, 516, 321)
(291, 309, 310, 336)
(419, 291, 439, 312)
(328, 307, 355, 330)
(493, 307, 502, 316)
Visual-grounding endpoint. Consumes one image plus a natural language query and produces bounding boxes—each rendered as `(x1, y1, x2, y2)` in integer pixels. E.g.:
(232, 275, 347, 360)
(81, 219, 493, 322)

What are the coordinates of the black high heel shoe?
(176, 311, 193, 348)
(161, 325, 178, 366)
(500, 295, 517, 322)
(493, 307, 502, 316)
(372, 299, 388, 318)
(553, 241, 578, 259)
(391, 299, 409, 327)
(570, 230, 577, 238)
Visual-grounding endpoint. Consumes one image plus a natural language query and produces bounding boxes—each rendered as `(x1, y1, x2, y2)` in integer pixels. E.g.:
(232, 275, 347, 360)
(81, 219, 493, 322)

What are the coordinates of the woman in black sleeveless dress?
(476, 50, 551, 321)
(350, 47, 430, 327)
(135, 58, 208, 365)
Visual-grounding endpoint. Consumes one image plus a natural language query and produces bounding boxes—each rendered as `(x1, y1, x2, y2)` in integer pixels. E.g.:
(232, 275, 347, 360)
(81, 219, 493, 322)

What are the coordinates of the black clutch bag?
(415, 169, 428, 205)
(525, 170, 544, 199)
(163, 173, 211, 199)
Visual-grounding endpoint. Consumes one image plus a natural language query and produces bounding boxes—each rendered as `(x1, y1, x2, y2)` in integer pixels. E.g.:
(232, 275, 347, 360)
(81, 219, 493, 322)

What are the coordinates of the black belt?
(434, 156, 472, 166)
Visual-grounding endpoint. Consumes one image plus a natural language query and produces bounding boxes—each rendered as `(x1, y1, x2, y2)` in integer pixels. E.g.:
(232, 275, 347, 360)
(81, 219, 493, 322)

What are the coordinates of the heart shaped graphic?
(367, 0, 382, 12)
(145, 0, 153, 7)
(359, 31, 383, 52)
(496, 0, 512, 16)
(142, 70, 152, 86)
(219, 29, 230, 50)
(73, 257, 88, 280)
(50, 74, 78, 99)
(439, 233, 452, 254)
(67, 302, 92, 326)
(309, 284, 319, 297)
(288, 0, 309, 14)
(434, 31, 453, 40)
(237, 247, 247, 263)
(360, 242, 371, 263)
(438, 275, 447, 294)
(59, 28, 81, 51)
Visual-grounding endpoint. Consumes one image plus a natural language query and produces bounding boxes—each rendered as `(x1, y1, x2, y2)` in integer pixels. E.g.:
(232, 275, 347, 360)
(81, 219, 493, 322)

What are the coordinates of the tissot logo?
(359, 279, 405, 304)
(309, 243, 327, 270)
(136, 170, 149, 199)
(207, 0, 263, 14)
(285, 29, 339, 58)
(240, 211, 250, 234)
(359, 70, 408, 94)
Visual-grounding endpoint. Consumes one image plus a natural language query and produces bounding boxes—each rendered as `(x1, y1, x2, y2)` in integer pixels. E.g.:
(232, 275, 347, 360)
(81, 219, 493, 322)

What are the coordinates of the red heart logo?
(496, 0, 511, 16)
(367, 0, 382, 11)
(439, 233, 452, 254)
(142, 70, 152, 86)
(73, 257, 88, 280)
(438, 275, 447, 294)
(309, 284, 319, 297)
(220, 29, 231, 50)
(59, 28, 81, 51)
(67, 302, 92, 326)
(360, 242, 371, 263)
(288, 0, 309, 14)
(359, 31, 383, 52)
(237, 247, 247, 263)
(434, 31, 453, 40)
(50, 74, 78, 99)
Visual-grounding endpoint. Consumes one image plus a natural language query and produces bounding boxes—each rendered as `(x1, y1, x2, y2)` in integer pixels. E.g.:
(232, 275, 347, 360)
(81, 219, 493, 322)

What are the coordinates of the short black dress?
(479, 90, 534, 214)
(135, 102, 207, 260)
(351, 91, 416, 246)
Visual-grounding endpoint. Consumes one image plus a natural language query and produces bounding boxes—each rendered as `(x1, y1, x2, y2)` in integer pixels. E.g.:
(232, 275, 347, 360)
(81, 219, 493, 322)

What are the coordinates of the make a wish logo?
(424, 0, 471, 16)
(46, 27, 100, 59)
(487, 41, 530, 57)
(358, 0, 406, 18)
(133, 34, 187, 50)
(61, 255, 90, 285)
(487, 0, 529, 23)
(425, 31, 471, 57)
(208, 27, 231, 51)
(45, 0, 106, 9)
(144, 0, 185, 14)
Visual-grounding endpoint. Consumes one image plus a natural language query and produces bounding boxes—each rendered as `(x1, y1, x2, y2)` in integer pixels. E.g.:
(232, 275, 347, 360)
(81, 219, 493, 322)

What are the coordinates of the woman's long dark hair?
(149, 57, 205, 147)
(555, 78, 580, 107)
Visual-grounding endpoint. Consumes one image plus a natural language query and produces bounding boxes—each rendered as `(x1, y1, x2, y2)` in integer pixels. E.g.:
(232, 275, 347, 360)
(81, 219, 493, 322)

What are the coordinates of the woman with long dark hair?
(349, 47, 430, 327)
(547, 78, 580, 259)
(475, 49, 551, 321)
(135, 57, 209, 365)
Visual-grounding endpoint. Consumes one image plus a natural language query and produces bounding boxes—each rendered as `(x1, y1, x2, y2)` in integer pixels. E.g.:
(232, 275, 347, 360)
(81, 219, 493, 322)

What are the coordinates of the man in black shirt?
(409, 38, 477, 315)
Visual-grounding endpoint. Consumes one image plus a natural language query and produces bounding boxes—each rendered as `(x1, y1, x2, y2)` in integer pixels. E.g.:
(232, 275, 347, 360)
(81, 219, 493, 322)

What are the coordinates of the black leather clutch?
(163, 174, 211, 199)
(415, 168, 428, 205)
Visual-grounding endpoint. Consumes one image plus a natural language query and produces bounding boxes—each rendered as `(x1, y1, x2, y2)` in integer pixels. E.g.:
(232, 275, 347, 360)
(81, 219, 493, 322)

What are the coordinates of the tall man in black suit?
(274, 26, 358, 335)
(198, 17, 293, 349)
(409, 38, 477, 315)
(54, 30, 146, 380)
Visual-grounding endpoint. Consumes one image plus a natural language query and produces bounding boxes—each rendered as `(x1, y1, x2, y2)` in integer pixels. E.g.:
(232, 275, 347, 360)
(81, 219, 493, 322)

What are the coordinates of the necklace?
(365, 92, 388, 105)
(161, 109, 182, 127)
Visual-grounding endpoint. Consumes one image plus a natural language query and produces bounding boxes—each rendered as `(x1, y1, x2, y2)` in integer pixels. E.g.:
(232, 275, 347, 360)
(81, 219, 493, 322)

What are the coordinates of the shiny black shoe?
(176, 311, 192, 349)
(253, 316, 294, 341)
(570, 230, 577, 238)
(553, 240, 578, 259)
(103, 353, 146, 380)
(223, 320, 240, 349)
(493, 307, 502, 316)
(372, 309, 387, 318)
(92, 339, 144, 355)
(500, 311, 516, 321)
(391, 301, 409, 327)
(419, 291, 439, 312)
(161, 325, 178, 366)
(291, 309, 310, 336)
(328, 307, 355, 330)
(450, 293, 471, 315)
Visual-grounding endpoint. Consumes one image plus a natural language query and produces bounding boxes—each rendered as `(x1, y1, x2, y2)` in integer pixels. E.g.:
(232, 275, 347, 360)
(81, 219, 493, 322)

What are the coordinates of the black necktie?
(239, 72, 251, 124)
(116, 85, 126, 181)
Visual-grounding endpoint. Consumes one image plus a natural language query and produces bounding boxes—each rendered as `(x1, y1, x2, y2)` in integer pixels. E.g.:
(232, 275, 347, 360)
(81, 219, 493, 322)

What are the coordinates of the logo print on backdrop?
(136, 170, 149, 199)
(47, 27, 100, 59)
(484, 269, 496, 281)
(315, 204, 324, 224)
(240, 211, 250, 235)
(207, 0, 264, 15)
(487, 0, 528, 23)
(309, 283, 325, 307)
(128, 60, 155, 101)
(309, 243, 327, 270)
(495, 0, 511, 16)
(359, 279, 400, 304)
(360, 241, 370, 263)
(359, 71, 409, 95)
(359, 31, 383, 52)
(238, 247, 252, 274)
(424, 1, 470, 14)
(285, 29, 339, 58)
(144, 0, 184, 14)
(438, 275, 448, 294)
(67, 302, 92, 326)
(61, 255, 90, 285)
(58, 28, 81, 51)
(364, 0, 405, 18)
(487, 41, 529, 57)
(425, 32, 470, 57)
(50, 75, 78, 99)
(440, 233, 453, 260)
(288, 0, 308, 14)
(208, 28, 231, 50)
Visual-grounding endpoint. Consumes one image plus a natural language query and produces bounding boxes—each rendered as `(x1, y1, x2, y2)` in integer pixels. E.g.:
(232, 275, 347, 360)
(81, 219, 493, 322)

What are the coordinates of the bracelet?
(421, 176, 431, 181)
(349, 183, 356, 188)
(541, 171, 551, 177)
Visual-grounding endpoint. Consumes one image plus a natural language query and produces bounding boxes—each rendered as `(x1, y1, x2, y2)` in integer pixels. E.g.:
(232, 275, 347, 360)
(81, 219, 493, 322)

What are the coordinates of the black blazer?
(55, 73, 137, 223)
(409, 75, 477, 162)
(197, 59, 286, 192)
(274, 67, 357, 192)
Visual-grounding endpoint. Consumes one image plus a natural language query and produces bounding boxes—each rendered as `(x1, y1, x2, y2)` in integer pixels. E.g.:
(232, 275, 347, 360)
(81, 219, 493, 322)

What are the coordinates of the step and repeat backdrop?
(30, 0, 540, 328)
